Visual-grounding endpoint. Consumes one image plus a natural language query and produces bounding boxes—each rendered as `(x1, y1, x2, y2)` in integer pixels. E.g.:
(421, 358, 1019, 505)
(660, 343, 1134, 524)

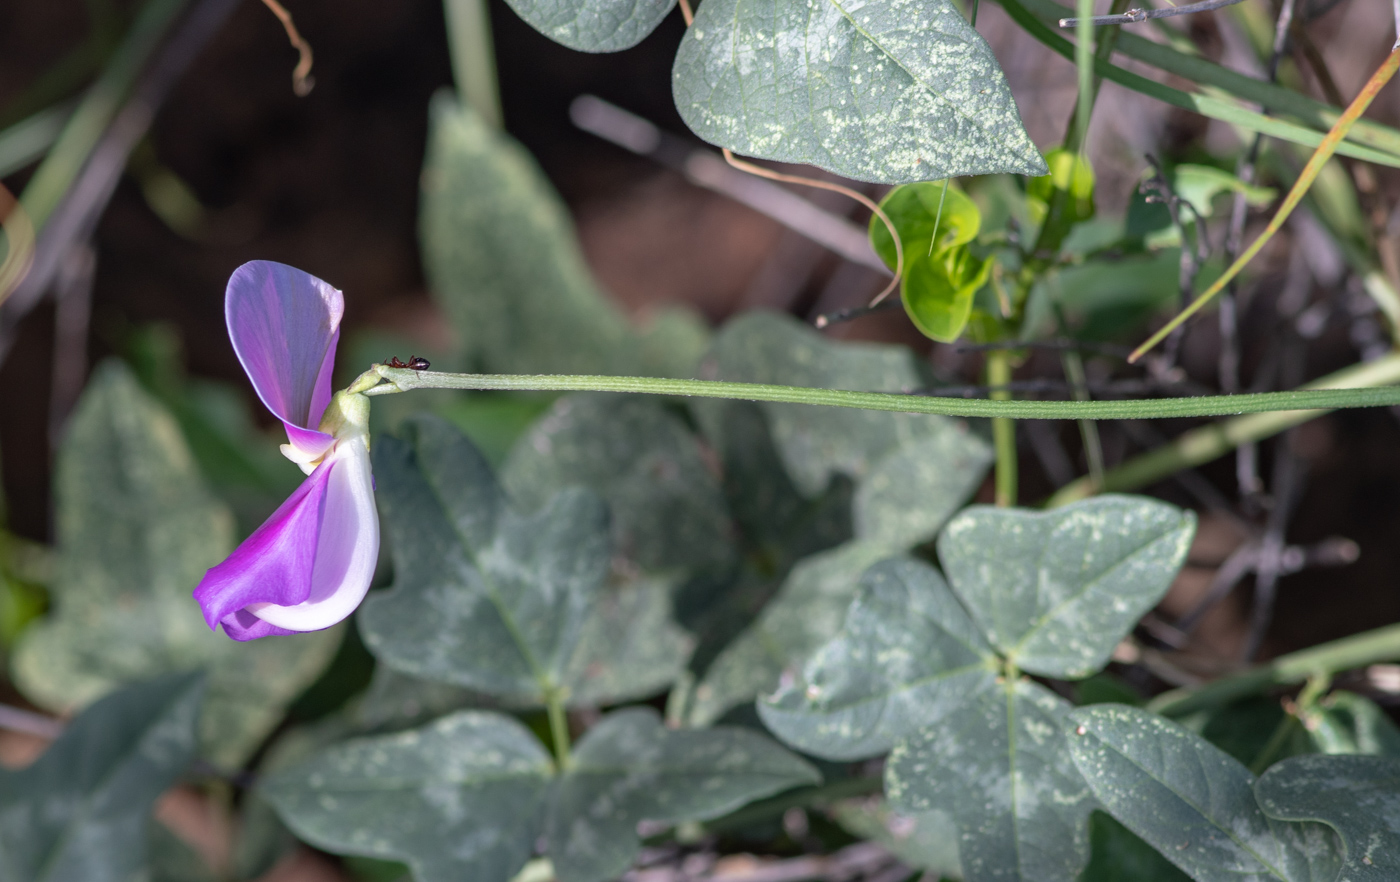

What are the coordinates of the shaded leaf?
(830, 798, 962, 879)
(548, 707, 821, 882)
(672, 0, 1045, 183)
(502, 394, 736, 586)
(262, 711, 554, 882)
(1067, 705, 1342, 882)
(1307, 691, 1400, 757)
(563, 572, 695, 705)
(886, 678, 1096, 882)
(359, 416, 609, 704)
(420, 96, 706, 377)
(0, 672, 204, 882)
(688, 540, 888, 726)
(700, 312, 990, 548)
(1255, 753, 1400, 881)
(937, 496, 1195, 678)
(760, 556, 996, 759)
(1078, 812, 1190, 882)
(503, 0, 675, 51)
(11, 362, 339, 768)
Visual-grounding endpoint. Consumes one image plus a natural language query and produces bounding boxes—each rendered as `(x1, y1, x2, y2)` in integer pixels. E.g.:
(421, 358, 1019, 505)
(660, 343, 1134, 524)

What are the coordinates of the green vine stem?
(1149, 623, 1400, 718)
(443, 0, 502, 127)
(545, 687, 572, 770)
(1046, 352, 1400, 505)
(364, 362, 1400, 421)
(986, 349, 1018, 505)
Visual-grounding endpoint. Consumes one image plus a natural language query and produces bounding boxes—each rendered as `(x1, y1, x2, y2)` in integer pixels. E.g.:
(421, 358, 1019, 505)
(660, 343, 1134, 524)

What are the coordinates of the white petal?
(249, 435, 378, 631)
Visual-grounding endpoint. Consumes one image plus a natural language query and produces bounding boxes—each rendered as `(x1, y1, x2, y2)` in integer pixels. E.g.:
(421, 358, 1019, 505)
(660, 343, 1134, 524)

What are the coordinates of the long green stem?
(1150, 623, 1400, 718)
(987, 350, 1017, 505)
(1046, 352, 1400, 504)
(364, 363, 1400, 421)
(444, 0, 502, 127)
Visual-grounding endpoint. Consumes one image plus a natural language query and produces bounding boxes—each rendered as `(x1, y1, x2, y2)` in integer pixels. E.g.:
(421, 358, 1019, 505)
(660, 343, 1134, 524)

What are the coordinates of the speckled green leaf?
(350, 666, 488, 735)
(700, 312, 990, 549)
(937, 496, 1195, 678)
(11, 362, 340, 768)
(358, 416, 611, 705)
(504, 0, 675, 50)
(672, 0, 1046, 183)
(759, 556, 996, 759)
(688, 540, 888, 726)
(1067, 705, 1342, 882)
(1307, 691, 1400, 757)
(421, 96, 706, 377)
(548, 707, 821, 882)
(563, 572, 695, 705)
(0, 672, 204, 882)
(886, 679, 1096, 882)
(502, 394, 736, 588)
(262, 711, 554, 882)
(1256, 754, 1400, 881)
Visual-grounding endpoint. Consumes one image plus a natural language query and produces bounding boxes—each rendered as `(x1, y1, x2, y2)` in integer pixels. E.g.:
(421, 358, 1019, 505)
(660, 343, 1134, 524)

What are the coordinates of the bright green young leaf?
(1068, 705, 1342, 882)
(502, 394, 736, 587)
(11, 362, 340, 768)
(359, 416, 608, 703)
(937, 495, 1195, 678)
(1021, 249, 1190, 341)
(759, 556, 997, 759)
(672, 0, 1046, 183)
(1172, 164, 1276, 219)
(262, 711, 555, 882)
(547, 707, 821, 882)
(687, 540, 889, 726)
(870, 182, 982, 266)
(699, 312, 991, 547)
(1255, 754, 1400, 881)
(420, 96, 706, 377)
(1307, 691, 1400, 757)
(0, 672, 205, 882)
(1027, 148, 1095, 228)
(899, 247, 993, 343)
(886, 679, 1096, 882)
(503, 0, 675, 51)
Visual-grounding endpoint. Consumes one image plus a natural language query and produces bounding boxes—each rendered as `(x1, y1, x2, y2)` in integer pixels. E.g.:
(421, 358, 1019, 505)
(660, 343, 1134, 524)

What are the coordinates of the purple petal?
(247, 436, 379, 632)
(193, 464, 332, 630)
(226, 260, 343, 432)
(219, 609, 299, 641)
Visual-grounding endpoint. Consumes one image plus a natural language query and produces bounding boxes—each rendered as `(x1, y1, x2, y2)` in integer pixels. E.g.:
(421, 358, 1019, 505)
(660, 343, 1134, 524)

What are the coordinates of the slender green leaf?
(673, 0, 1046, 183)
(0, 672, 205, 882)
(502, 0, 675, 51)
(1255, 754, 1400, 881)
(1067, 705, 1342, 882)
(262, 711, 554, 882)
(548, 707, 821, 882)
(937, 496, 1195, 678)
(886, 679, 1096, 882)
(11, 362, 339, 768)
(759, 556, 997, 759)
(420, 96, 706, 377)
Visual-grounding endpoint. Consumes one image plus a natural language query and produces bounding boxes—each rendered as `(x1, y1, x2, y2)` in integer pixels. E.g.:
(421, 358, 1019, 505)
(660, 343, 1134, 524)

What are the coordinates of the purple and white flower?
(194, 260, 379, 641)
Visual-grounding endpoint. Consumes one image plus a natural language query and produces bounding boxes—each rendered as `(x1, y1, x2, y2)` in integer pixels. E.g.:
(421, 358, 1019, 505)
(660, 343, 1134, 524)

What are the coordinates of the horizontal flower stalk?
(365, 361, 1400, 422)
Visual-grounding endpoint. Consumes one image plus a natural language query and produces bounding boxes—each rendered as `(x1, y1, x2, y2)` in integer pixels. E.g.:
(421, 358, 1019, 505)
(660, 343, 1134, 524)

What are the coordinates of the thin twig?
(812, 297, 903, 328)
(678, 0, 695, 25)
(0, 183, 34, 305)
(1059, 0, 1246, 27)
(259, 0, 315, 96)
(721, 149, 903, 306)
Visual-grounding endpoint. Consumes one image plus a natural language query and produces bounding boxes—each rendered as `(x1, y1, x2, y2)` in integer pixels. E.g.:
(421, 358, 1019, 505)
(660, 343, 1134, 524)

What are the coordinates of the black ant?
(386, 356, 431, 371)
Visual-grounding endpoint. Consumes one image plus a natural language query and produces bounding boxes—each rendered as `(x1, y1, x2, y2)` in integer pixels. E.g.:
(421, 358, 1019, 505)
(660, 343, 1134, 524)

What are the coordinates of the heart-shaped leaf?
(548, 707, 821, 882)
(1255, 754, 1400, 881)
(759, 556, 996, 759)
(11, 362, 340, 768)
(359, 416, 608, 703)
(672, 0, 1046, 183)
(503, 0, 675, 50)
(262, 711, 555, 882)
(937, 496, 1195, 678)
(421, 98, 706, 377)
(1068, 705, 1342, 882)
(870, 182, 982, 265)
(0, 672, 205, 882)
(886, 678, 1096, 882)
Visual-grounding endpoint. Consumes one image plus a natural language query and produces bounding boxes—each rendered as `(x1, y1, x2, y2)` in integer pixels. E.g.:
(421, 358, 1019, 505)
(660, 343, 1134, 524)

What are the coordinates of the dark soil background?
(3, 0, 1399, 666)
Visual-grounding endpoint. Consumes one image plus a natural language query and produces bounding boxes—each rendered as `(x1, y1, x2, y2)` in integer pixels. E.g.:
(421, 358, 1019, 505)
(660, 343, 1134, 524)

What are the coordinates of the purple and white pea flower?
(194, 261, 379, 641)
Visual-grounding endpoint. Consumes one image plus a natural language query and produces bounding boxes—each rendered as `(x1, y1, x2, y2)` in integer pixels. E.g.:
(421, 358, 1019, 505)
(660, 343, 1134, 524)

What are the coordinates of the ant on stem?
(385, 356, 430, 371)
